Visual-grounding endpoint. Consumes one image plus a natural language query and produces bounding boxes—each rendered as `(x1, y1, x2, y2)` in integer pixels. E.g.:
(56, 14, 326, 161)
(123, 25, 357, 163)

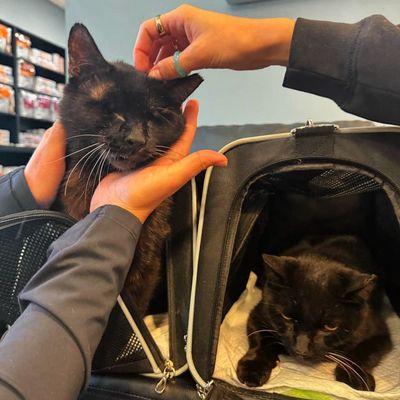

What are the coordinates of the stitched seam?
(0, 376, 25, 399)
(287, 67, 400, 100)
(101, 214, 139, 242)
(343, 18, 365, 107)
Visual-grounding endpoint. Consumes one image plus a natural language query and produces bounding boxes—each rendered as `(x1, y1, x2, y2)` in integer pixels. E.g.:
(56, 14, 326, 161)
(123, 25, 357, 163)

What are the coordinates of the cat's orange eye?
(323, 324, 338, 332)
(281, 313, 292, 321)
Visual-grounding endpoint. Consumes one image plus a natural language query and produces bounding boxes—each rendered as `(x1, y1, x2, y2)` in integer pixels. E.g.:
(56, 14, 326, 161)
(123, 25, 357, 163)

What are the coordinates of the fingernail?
(149, 68, 162, 80)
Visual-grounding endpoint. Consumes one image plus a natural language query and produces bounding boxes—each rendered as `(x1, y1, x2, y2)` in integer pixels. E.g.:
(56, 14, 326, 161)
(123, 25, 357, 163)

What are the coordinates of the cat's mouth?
(108, 151, 153, 171)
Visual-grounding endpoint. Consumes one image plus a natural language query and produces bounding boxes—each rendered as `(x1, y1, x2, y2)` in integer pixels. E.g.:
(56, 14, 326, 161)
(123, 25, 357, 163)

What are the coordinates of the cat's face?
(260, 254, 377, 361)
(60, 24, 203, 171)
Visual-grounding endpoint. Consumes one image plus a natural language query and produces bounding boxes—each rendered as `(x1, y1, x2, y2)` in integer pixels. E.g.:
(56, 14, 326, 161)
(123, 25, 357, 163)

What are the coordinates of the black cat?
(55, 23, 202, 316)
(237, 235, 392, 391)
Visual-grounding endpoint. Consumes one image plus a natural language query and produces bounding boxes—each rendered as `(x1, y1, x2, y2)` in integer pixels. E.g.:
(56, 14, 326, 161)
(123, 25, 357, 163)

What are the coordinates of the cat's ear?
(68, 23, 108, 78)
(344, 273, 377, 302)
(165, 74, 203, 104)
(262, 254, 291, 283)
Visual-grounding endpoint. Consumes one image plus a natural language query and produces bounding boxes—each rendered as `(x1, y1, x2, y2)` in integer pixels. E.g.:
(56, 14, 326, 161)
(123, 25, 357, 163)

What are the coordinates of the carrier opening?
(214, 162, 400, 399)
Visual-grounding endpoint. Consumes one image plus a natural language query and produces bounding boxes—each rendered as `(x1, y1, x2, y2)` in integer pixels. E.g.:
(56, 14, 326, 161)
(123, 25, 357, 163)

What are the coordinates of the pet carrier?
(0, 181, 197, 392)
(185, 121, 400, 399)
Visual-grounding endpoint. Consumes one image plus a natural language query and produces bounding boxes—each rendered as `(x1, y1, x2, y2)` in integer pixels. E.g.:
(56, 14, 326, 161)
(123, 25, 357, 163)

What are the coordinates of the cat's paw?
(335, 365, 375, 391)
(236, 357, 272, 387)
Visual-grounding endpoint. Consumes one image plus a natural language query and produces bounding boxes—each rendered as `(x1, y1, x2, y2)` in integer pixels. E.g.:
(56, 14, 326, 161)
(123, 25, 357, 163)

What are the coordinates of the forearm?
(0, 168, 39, 217)
(283, 15, 400, 124)
(0, 304, 84, 400)
(0, 205, 141, 400)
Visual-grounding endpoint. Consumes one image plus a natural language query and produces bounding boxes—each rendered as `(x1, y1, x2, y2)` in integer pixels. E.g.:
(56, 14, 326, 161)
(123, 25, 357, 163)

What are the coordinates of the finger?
(34, 121, 66, 162)
(152, 99, 199, 167)
(162, 150, 228, 194)
(148, 43, 201, 80)
(154, 42, 176, 65)
(134, 18, 162, 71)
(171, 99, 199, 155)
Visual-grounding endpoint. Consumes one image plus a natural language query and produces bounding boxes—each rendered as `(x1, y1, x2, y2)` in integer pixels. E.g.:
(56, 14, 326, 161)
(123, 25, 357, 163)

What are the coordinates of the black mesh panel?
(0, 213, 153, 374)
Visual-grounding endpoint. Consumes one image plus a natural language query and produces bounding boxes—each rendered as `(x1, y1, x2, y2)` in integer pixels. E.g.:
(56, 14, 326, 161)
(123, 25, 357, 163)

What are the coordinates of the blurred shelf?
(0, 51, 13, 67)
(0, 111, 16, 119)
(0, 145, 34, 154)
(20, 116, 54, 125)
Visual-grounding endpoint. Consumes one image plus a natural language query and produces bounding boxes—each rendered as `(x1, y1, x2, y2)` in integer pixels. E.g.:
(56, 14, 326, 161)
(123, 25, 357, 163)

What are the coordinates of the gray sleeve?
(0, 167, 39, 217)
(0, 205, 142, 400)
(283, 15, 400, 125)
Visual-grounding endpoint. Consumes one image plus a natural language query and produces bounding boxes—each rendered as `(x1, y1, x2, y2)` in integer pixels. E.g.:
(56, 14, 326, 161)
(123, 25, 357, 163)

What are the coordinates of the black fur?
(55, 23, 203, 316)
(237, 235, 392, 391)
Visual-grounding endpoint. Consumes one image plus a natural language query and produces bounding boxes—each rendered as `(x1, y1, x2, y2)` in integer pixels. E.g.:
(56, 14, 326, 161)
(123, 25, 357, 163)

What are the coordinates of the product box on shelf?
(0, 65, 13, 86)
(17, 59, 35, 90)
(19, 89, 36, 118)
(15, 32, 31, 59)
(0, 84, 15, 114)
(35, 77, 58, 97)
(0, 24, 12, 54)
(19, 129, 45, 148)
(19, 90, 59, 121)
(0, 129, 10, 145)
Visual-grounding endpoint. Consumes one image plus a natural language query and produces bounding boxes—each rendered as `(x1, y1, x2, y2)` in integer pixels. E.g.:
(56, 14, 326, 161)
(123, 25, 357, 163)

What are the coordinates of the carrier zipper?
(154, 359, 176, 394)
(196, 381, 214, 399)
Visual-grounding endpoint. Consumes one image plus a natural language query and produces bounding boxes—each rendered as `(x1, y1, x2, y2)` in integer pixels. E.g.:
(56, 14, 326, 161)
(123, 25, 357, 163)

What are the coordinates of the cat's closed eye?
(323, 324, 338, 332)
(281, 312, 293, 321)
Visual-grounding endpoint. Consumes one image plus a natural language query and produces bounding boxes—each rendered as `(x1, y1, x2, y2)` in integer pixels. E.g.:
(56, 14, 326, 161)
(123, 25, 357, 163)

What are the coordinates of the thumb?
(149, 45, 200, 80)
(164, 150, 228, 193)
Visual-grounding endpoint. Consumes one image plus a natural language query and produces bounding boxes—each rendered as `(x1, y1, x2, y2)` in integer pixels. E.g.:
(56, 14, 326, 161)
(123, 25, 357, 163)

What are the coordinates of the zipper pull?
(196, 381, 214, 399)
(155, 359, 175, 394)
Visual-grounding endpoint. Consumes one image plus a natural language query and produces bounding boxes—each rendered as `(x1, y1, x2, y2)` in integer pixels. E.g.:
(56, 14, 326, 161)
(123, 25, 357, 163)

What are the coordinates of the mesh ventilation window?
(0, 219, 71, 327)
(0, 216, 150, 372)
(93, 305, 149, 372)
(248, 169, 382, 201)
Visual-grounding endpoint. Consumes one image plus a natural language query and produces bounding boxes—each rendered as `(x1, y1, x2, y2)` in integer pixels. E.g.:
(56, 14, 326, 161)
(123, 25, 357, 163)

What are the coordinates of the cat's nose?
(125, 130, 146, 147)
(294, 333, 310, 356)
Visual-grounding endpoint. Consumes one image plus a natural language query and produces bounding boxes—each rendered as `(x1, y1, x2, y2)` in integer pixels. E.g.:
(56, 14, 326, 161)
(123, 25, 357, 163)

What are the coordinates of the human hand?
(90, 100, 227, 223)
(24, 121, 66, 209)
(134, 4, 295, 80)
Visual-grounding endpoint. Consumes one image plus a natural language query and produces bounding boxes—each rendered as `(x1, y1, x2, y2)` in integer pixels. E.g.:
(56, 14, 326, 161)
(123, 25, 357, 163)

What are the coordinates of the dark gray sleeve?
(0, 167, 39, 217)
(283, 15, 400, 125)
(0, 205, 142, 400)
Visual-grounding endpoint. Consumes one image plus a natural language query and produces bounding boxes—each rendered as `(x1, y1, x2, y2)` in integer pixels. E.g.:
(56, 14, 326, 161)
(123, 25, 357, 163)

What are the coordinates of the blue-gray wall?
(0, 0, 65, 47)
(65, 0, 399, 127)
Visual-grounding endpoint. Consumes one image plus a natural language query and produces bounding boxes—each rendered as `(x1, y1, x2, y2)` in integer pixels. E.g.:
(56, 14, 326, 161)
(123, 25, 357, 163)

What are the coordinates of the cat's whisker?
(325, 354, 353, 382)
(84, 148, 107, 201)
(63, 144, 105, 196)
(326, 353, 370, 391)
(155, 146, 184, 158)
(248, 329, 280, 338)
(93, 149, 106, 188)
(78, 145, 103, 179)
(66, 134, 104, 140)
(97, 149, 110, 186)
(55, 142, 101, 163)
(329, 352, 369, 382)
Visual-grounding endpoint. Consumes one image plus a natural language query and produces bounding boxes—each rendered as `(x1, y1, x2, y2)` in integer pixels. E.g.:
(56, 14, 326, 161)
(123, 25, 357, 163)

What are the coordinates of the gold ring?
(154, 15, 166, 37)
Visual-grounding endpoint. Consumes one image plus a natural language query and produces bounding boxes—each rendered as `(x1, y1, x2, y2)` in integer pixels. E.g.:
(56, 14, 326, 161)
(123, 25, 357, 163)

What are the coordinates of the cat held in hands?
(237, 235, 392, 391)
(55, 23, 203, 316)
